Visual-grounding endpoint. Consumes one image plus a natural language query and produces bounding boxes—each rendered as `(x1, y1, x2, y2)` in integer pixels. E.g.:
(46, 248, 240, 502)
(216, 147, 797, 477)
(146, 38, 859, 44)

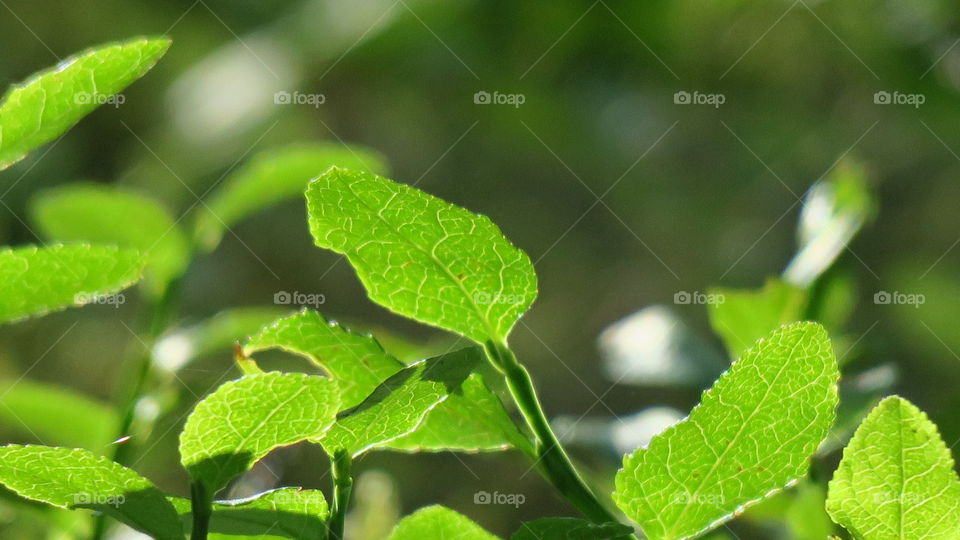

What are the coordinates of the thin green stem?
(190, 482, 212, 540)
(326, 449, 353, 540)
(484, 340, 619, 524)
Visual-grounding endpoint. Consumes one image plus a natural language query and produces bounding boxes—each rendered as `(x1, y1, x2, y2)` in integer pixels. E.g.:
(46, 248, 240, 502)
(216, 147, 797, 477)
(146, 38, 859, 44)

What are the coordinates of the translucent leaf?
(179, 372, 340, 494)
(171, 488, 327, 539)
(0, 445, 181, 540)
(614, 322, 839, 540)
(708, 278, 806, 360)
(388, 505, 499, 540)
(195, 143, 388, 250)
(783, 159, 873, 288)
(30, 184, 189, 298)
(244, 309, 402, 409)
(0, 37, 170, 169)
(826, 396, 960, 539)
(510, 518, 634, 540)
(0, 244, 144, 324)
(321, 347, 486, 457)
(306, 168, 537, 343)
(0, 379, 118, 450)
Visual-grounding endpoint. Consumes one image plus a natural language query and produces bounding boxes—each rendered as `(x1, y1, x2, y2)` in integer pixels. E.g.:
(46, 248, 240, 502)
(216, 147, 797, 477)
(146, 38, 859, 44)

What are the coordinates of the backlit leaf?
(614, 322, 839, 540)
(171, 488, 327, 539)
(826, 396, 960, 540)
(306, 168, 537, 343)
(179, 372, 340, 494)
(388, 505, 499, 540)
(0, 38, 170, 169)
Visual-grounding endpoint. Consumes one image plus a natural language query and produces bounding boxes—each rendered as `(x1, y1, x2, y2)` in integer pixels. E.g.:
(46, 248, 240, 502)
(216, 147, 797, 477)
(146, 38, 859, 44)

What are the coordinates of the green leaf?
(322, 347, 485, 457)
(708, 278, 806, 359)
(179, 372, 340, 494)
(244, 309, 403, 409)
(0, 244, 144, 324)
(29, 183, 189, 298)
(0, 445, 181, 540)
(826, 396, 960, 540)
(195, 143, 388, 250)
(387, 372, 531, 454)
(171, 488, 328, 540)
(510, 518, 634, 540)
(785, 482, 835, 540)
(0, 37, 170, 169)
(388, 505, 499, 540)
(306, 168, 537, 343)
(0, 379, 118, 450)
(614, 322, 839, 540)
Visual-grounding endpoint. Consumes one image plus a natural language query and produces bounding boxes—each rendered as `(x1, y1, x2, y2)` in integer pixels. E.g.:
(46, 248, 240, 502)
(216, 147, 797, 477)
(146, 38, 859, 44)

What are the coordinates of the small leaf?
(387, 372, 531, 454)
(179, 372, 340, 495)
(510, 518, 634, 540)
(708, 278, 806, 359)
(244, 309, 403, 409)
(0, 37, 170, 169)
(195, 143, 388, 250)
(826, 396, 960, 539)
(306, 168, 537, 343)
(614, 322, 839, 540)
(0, 445, 181, 540)
(0, 244, 144, 324)
(322, 347, 485, 457)
(171, 488, 328, 539)
(30, 183, 189, 297)
(0, 379, 118, 450)
(388, 505, 499, 540)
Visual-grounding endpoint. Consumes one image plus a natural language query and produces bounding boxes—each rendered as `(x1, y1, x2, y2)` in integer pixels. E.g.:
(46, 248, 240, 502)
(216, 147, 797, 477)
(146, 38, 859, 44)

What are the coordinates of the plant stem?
(326, 449, 353, 540)
(484, 340, 619, 524)
(190, 482, 212, 540)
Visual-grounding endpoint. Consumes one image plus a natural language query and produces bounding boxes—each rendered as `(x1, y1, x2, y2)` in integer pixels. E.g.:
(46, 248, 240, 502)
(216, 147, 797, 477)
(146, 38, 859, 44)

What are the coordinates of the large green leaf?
(0, 37, 170, 169)
(0, 244, 144, 324)
(171, 488, 327, 540)
(179, 372, 340, 494)
(322, 347, 485, 457)
(614, 322, 839, 540)
(510, 518, 634, 540)
(826, 396, 960, 539)
(0, 445, 181, 540)
(306, 168, 537, 343)
(30, 183, 189, 297)
(707, 278, 806, 359)
(388, 505, 499, 540)
(244, 309, 403, 409)
(0, 379, 118, 450)
(195, 143, 388, 250)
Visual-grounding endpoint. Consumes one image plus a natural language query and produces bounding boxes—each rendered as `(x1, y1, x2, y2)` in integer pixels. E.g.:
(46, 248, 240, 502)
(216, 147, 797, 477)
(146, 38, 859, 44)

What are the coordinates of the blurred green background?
(2, 0, 960, 538)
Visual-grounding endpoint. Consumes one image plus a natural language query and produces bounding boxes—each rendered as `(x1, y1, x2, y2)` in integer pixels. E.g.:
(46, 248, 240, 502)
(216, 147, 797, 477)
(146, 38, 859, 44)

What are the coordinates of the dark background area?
(2, 0, 960, 538)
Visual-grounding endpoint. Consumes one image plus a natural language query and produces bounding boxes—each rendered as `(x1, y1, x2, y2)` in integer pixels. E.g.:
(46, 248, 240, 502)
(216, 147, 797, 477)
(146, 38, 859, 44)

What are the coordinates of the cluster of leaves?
(0, 36, 957, 540)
